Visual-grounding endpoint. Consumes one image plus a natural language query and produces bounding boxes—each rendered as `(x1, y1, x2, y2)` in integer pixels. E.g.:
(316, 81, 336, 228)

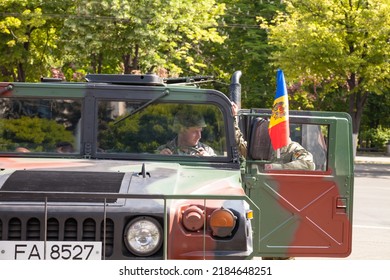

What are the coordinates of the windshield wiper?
(113, 89, 169, 125)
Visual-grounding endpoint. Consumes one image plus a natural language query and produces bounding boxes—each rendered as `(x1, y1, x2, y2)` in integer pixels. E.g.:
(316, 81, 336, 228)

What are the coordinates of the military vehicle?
(0, 71, 353, 260)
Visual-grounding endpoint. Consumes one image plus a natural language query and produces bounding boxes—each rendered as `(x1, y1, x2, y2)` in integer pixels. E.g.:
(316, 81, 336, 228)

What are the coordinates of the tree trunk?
(349, 91, 369, 135)
(122, 44, 140, 74)
(349, 90, 370, 157)
(347, 72, 370, 156)
(122, 54, 131, 74)
(91, 53, 97, 73)
(18, 31, 31, 82)
(132, 44, 139, 72)
(17, 63, 25, 82)
(97, 53, 103, 74)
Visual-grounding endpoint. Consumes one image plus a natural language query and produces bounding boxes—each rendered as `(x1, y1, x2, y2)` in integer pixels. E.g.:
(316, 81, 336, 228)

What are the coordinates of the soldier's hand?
(264, 164, 273, 170)
(231, 102, 238, 116)
(160, 148, 173, 155)
(196, 147, 210, 156)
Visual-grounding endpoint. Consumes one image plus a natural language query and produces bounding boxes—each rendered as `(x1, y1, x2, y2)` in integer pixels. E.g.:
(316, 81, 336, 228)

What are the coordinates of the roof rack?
(58, 73, 218, 87)
(85, 74, 165, 85)
(85, 74, 214, 86)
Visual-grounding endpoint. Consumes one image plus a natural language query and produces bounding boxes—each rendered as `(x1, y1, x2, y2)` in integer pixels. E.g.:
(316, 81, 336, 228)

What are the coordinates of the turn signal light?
(209, 207, 236, 237)
(246, 210, 253, 219)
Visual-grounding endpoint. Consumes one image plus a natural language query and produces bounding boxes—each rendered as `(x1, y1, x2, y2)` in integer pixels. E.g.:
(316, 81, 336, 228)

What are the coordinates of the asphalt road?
(343, 160, 390, 259)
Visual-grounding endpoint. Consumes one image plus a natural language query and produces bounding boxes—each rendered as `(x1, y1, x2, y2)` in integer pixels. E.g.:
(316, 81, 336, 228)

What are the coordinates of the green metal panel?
(245, 111, 354, 258)
(8, 82, 87, 98)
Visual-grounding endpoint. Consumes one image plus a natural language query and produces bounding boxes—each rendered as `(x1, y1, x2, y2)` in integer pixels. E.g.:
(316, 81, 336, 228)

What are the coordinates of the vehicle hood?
(0, 158, 244, 201)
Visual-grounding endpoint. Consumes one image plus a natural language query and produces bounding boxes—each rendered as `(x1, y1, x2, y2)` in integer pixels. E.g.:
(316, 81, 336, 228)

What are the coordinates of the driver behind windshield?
(156, 109, 216, 156)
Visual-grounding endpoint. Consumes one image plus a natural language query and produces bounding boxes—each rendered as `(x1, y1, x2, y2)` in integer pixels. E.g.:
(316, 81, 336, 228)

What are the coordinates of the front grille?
(0, 216, 115, 258)
(64, 218, 77, 240)
(47, 218, 59, 240)
(83, 218, 96, 241)
(27, 218, 40, 240)
(8, 218, 21, 240)
(101, 219, 114, 256)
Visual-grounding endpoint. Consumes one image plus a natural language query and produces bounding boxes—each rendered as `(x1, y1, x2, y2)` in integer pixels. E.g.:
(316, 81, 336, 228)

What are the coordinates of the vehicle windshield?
(0, 97, 81, 154)
(97, 101, 227, 157)
(0, 97, 227, 158)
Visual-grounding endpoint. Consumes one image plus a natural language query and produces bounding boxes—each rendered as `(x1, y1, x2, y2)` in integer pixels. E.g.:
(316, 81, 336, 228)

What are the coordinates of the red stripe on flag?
(269, 121, 289, 150)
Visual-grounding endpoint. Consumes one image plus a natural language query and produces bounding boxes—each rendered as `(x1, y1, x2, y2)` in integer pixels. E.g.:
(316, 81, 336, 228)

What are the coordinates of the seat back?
(248, 117, 272, 160)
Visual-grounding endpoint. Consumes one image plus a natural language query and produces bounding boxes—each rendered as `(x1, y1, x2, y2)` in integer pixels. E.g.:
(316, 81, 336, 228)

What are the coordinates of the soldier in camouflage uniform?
(157, 110, 216, 156)
(231, 102, 315, 171)
(232, 102, 248, 159)
(264, 139, 315, 171)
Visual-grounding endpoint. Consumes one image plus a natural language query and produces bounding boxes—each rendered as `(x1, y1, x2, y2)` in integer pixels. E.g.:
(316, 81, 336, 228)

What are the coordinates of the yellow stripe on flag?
(269, 95, 288, 129)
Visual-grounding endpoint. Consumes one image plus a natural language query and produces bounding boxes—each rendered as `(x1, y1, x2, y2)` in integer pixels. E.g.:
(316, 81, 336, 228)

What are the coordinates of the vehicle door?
(243, 110, 354, 257)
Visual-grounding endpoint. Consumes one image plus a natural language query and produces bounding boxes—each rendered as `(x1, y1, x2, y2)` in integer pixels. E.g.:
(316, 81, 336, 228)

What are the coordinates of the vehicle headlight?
(124, 216, 163, 256)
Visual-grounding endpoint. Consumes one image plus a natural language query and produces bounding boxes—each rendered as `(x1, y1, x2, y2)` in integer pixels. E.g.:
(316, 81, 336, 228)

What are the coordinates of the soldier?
(56, 141, 74, 153)
(15, 147, 30, 153)
(157, 109, 216, 156)
(232, 102, 247, 159)
(264, 139, 315, 171)
(231, 102, 315, 171)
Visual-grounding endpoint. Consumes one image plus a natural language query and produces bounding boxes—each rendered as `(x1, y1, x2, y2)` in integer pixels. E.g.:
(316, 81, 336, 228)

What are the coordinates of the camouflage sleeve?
(234, 120, 247, 158)
(155, 145, 166, 153)
(155, 139, 176, 154)
(268, 142, 315, 170)
(276, 158, 315, 170)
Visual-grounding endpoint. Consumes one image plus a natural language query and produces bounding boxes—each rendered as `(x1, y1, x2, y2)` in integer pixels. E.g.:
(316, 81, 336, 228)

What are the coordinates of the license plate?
(0, 241, 102, 260)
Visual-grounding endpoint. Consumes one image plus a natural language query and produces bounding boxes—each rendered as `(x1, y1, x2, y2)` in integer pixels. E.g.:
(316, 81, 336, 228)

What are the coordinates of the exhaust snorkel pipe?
(229, 71, 242, 109)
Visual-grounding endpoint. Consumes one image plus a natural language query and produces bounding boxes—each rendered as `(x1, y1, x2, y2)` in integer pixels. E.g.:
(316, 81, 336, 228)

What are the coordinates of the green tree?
(0, 0, 226, 80)
(359, 92, 390, 149)
(0, 116, 74, 152)
(60, 0, 226, 76)
(0, 0, 72, 81)
(201, 0, 285, 109)
(259, 0, 390, 151)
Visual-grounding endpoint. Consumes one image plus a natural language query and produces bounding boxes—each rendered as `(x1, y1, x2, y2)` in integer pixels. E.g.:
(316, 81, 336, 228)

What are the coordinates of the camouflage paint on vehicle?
(243, 110, 353, 257)
(0, 73, 353, 260)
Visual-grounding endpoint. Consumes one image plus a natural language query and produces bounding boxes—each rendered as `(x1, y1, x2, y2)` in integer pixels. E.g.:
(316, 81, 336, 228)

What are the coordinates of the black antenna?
(138, 163, 150, 178)
(164, 76, 214, 84)
(41, 77, 64, 82)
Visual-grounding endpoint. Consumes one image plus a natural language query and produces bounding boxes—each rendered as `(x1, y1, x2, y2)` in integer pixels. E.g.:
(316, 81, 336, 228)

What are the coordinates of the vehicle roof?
(1, 74, 221, 99)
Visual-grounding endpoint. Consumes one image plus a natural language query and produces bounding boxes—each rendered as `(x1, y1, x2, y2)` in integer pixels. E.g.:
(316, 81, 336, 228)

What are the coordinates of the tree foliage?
(0, 116, 74, 151)
(0, 0, 226, 81)
(0, 0, 389, 148)
(61, 0, 224, 74)
(259, 0, 390, 138)
(202, 0, 284, 109)
(0, 0, 72, 81)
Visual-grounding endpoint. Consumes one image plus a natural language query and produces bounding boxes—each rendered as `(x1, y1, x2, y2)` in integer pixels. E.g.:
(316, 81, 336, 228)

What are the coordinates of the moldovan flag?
(268, 69, 290, 150)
